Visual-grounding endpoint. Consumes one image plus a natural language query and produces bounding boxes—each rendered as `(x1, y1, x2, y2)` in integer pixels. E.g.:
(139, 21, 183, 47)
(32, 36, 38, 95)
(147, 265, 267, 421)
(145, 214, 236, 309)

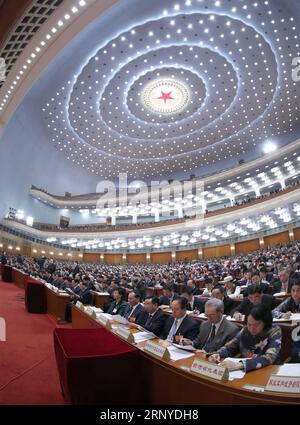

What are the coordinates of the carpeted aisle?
(0, 279, 66, 404)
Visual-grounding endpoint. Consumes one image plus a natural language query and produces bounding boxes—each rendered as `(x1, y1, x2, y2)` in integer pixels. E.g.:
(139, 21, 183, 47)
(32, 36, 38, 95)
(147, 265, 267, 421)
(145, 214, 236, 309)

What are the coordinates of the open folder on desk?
(171, 343, 197, 353)
(168, 345, 195, 361)
(133, 332, 156, 343)
(111, 314, 128, 325)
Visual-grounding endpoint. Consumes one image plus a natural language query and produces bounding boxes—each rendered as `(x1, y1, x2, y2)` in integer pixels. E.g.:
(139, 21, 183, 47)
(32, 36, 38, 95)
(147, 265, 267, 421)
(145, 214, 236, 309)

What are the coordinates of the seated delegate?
(208, 304, 282, 372)
(106, 287, 128, 316)
(273, 281, 300, 318)
(180, 298, 239, 353)
(162, 298, 199, 343)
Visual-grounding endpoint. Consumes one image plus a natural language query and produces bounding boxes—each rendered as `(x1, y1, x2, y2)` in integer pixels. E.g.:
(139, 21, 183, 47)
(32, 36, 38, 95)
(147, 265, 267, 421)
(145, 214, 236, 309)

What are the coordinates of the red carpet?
(0, 279, 66, 405)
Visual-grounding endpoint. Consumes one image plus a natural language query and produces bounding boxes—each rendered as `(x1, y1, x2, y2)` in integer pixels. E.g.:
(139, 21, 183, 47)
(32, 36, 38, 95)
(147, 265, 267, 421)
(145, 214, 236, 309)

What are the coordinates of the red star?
(157, 90, 174, 103)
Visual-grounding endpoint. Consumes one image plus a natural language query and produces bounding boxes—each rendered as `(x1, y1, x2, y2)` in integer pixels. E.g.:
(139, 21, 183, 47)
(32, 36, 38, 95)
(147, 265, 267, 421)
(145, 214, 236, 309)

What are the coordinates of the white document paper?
(133, 332, 156, 343)
(243, 384, 265, 392)
(291, 313, 300, 321)
(228, 370, 246, 380)
(171, 343, 197, 353)
(168, 345, 195, 361)
(98, 313, 113, 320)
(112, 314, 128, 324)
(273, 292, 286, 297)
(222, 357, 246, 380)
(276, 364, 300, 377)
(92, 307, 103, 313)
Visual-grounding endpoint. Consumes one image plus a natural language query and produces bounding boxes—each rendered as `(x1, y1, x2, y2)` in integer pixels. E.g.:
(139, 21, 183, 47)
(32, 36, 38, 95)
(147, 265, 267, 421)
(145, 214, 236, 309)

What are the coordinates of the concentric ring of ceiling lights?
(43, 1, 299, 178)
(141, 76, 190, 117)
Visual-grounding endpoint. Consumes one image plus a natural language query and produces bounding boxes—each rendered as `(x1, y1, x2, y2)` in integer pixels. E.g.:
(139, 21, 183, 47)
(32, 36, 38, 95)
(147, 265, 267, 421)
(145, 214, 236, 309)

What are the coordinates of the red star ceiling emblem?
(157, 91, 174, 103)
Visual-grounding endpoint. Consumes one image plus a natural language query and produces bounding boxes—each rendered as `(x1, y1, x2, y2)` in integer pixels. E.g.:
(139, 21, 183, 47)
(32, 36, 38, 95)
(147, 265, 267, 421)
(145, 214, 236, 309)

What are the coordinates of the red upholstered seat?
(24, 279, 47, 313)
(53, 327, 145, 405)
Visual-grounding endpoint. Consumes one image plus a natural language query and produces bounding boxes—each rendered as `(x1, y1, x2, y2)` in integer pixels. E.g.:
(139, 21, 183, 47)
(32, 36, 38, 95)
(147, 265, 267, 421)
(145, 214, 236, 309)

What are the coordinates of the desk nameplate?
(143, 341, 170, 361)
(76, 301, 84, 310)
(190, 359, 229, 382)
(115, 327, 135, 343)
(265, 375, 300, 393)
(97, 314, 112, 329)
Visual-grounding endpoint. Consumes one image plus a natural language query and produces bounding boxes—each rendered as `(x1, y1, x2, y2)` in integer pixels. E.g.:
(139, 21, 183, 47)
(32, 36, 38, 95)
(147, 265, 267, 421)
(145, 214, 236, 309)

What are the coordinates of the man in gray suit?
(181, 299, 239, 353)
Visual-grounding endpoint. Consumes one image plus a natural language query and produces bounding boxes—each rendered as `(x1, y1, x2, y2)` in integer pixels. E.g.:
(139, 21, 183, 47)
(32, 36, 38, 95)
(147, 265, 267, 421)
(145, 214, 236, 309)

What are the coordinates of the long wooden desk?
(90, 291, 109, 310)
(159, 306, 299, 363)
(11, 268, 28, 288)
(71, 305, 300, 405)
(10, 268, 70, 323)
(45, 286, 70, 323)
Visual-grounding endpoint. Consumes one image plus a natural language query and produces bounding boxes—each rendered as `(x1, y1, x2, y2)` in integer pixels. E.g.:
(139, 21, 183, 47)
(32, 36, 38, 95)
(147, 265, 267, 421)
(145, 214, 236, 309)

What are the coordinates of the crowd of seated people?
(2, 240, 300, 366)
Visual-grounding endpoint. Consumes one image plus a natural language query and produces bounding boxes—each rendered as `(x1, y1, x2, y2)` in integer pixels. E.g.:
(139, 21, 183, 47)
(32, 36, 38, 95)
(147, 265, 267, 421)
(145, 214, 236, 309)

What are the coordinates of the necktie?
(167, 319, 178, 341)
(204, 325, 216, 351)
(145, 314, 153, 327)
(187, 302, 192, 311)
(126, 307, 133, 319)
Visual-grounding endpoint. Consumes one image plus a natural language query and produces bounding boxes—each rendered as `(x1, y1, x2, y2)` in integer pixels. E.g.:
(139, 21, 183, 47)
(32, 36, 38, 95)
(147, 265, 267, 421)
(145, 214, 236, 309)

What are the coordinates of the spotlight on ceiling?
(263, 141, 277, 154)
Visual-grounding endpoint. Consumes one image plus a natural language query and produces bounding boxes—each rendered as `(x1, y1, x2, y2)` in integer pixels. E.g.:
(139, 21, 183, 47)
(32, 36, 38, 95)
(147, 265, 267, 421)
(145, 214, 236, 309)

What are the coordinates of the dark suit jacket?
(159, 293, 181, 306)
(233, 294, 276, 319)
(223, 296, 240, 316)
(137, 309, 167, 336)
(192, 318, 239, 353)
(162, 315, 199, 341)
(106, 300, 128, 316)
(187, 297, 205, 313)
(77, 288, 93, 305)
(47, 263, 56, 274)
(123, 303, 145, 322)
(270, 278, 295, 294)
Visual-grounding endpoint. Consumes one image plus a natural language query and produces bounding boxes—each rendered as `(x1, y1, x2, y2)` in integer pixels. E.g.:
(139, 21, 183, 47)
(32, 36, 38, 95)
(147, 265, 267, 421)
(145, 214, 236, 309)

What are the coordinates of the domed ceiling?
(42, 0, 300, 179)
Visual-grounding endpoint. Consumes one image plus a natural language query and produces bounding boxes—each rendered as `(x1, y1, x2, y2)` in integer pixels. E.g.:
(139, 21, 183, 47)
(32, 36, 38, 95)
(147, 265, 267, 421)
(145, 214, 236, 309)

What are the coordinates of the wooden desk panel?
(45, 287, 70, 323)
(71, 306, 300, 405)
(91, 292, 109, 310)
(12, 268, 27, 288)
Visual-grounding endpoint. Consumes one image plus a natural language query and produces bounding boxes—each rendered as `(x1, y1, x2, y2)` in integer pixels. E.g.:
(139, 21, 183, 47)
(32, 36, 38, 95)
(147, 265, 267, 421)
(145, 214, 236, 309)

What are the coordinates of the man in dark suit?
(181, 287, 205, 313)
(270, 269, 296, 294)
(72, 261, 80, 276)
(186, 279, 202, 295)
(159, 284, 180, 306)
(47, 259, 56, 274)
(65, 280, 93, 322)
(211, 287, 239, 316)
(122, 291, 144, 323)
(135, 296, 166, 336)
(187, 298, 239, 353)
(232, 285, 275, 321)
(162, 298, 199, 343)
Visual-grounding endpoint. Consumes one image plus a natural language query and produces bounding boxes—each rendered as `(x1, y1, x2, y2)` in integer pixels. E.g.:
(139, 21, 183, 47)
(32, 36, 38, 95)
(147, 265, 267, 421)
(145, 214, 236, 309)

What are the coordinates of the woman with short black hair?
(106, 287, 128, 315)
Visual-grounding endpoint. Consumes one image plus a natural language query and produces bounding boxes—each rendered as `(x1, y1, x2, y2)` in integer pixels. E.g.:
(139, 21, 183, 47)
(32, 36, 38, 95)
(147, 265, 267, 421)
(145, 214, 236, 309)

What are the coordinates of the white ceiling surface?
(39, 0, 300, 180)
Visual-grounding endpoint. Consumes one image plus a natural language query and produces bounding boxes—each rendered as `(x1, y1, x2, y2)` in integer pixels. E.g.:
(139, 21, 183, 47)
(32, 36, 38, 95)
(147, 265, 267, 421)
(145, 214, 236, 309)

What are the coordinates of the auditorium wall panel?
(235, 239, 260, 254)
(21, 246, 31, 256)
(203, 245, 230, 258)
(127, 253, 147, 264)
(176, 249, 198, 261)
(151, 252, 172, 264)
(264, 231, 289, 247)
(83, 253, 100, 263)
(294, 227, 300, 241)
(104, 254, 123, 264)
